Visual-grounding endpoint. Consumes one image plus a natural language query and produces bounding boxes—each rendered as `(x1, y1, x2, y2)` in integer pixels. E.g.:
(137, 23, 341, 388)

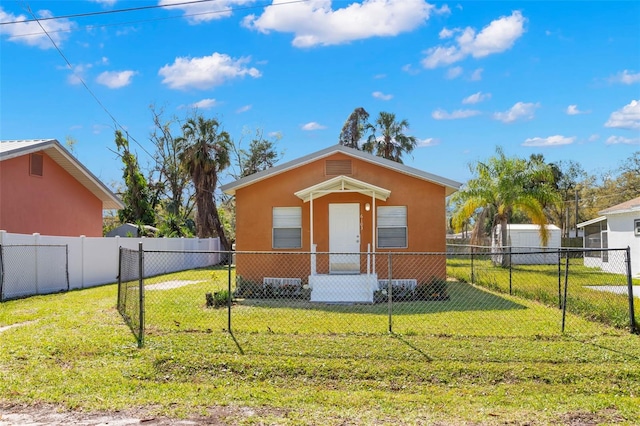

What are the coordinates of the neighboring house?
(221, 144, 461, 303)
(106, 223, 159, 237)
(577, 196, 640, 277)
(0, 139, 123, 237)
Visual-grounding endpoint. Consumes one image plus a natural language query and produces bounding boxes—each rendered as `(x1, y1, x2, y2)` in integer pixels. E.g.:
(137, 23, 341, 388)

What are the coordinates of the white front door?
(329, 203, 360, 273)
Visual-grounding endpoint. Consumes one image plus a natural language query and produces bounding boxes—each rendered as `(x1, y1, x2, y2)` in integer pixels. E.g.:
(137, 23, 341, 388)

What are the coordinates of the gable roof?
(0, 139, 124, 210)
(598, 196, 640, 215)
(221, 144, 462, 196)
(294, 175, 391, 203)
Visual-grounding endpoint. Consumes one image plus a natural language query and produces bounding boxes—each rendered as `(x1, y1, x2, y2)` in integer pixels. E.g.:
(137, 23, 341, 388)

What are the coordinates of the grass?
(447, 255, 640, 330)
(1, 265, 640, 425)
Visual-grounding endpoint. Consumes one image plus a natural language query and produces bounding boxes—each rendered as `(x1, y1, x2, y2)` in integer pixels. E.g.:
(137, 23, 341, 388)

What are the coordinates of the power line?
(2, 0, 309, 35)
(21, 3, 154, 160)
(3, 0, 225, 25)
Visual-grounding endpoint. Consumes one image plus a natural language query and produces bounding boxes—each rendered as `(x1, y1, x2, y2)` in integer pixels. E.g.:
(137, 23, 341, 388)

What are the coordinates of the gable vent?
(325, 159, 352, 175)
(30, 153, 43, 177)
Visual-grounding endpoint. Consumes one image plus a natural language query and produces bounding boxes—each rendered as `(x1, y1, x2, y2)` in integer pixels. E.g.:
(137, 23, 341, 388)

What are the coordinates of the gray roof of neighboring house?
(599, 196, 640, 215)
(221, 144, 462, 196)
(0, 139, 123, 210)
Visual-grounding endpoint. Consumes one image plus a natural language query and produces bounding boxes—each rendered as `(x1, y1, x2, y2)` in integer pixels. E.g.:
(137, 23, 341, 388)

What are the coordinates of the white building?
(492, 224, 562, 265)
(577, 196, 640, 277)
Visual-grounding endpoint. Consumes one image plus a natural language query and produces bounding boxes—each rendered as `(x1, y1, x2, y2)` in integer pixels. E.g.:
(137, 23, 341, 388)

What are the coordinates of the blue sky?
(1, 0, 639, 189)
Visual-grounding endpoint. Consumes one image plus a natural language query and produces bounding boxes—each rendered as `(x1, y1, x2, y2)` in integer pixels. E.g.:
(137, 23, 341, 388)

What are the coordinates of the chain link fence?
(117, 246, 144, 347)
(0, 244, 69, 301)
(118, 246, 638, 348)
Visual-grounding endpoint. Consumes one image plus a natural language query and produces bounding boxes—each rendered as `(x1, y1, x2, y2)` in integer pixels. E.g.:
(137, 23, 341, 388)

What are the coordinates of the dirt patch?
(554, 409, 625, 425)
(0, 403, 289, 425)
(145, 280, 204, 291)
(0, 321, 37, 334)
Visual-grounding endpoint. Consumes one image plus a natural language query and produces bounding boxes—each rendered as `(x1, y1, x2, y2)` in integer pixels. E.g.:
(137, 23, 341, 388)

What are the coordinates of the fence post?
(227, 251, 232, 333)
(557, 248, 562, 309)
(471, 246, 475, 284)
(625, 247, 637, 334)
(138, 242, 145, 348)
(508, 246, 512, 295)
(561, 253, 570, 333)
(0, 244, 4, 302)
(117, 247, 123, 311)
(387, 252, 393, 333)
(65, 244, 70, 291)
(33, 233, 40, 295)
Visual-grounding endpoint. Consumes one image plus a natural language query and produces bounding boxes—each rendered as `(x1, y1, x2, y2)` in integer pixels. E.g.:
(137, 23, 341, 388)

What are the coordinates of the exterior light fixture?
(365, 203, 371, 211)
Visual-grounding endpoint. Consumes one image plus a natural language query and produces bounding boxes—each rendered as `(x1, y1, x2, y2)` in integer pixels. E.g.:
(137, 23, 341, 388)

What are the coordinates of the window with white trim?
(635, 219, 640, 236)
(272, 207, 302, 249)
(377, 206, 407, 249)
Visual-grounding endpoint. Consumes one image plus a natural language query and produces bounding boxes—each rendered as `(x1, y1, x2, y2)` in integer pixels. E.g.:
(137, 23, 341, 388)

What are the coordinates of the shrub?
(415, 277, 449, 301)
(234, 275, 262, 298)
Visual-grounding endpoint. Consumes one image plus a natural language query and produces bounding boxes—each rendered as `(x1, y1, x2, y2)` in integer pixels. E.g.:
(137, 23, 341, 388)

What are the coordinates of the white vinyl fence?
(0, 231, 220, 300)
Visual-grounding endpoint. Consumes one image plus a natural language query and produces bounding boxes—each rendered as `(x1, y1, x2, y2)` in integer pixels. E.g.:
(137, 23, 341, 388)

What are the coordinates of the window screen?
(377, 206, 407, 248)
(273, 207, 302, 249)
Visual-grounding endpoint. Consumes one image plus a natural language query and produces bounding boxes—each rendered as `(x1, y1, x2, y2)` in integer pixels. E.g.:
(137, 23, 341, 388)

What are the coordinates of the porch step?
(309, 274, 377, 303)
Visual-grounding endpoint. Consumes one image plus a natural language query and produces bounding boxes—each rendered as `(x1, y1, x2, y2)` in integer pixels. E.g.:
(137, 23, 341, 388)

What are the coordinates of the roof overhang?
(577, 216, 606, 228)
(1, 139, 124, 210)
(294, 175, 391, 203)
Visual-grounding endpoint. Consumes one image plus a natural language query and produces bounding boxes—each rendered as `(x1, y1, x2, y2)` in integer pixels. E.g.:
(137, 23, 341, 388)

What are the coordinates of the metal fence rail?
(118, 246, 638, 348)
(0, 244, 69, 301)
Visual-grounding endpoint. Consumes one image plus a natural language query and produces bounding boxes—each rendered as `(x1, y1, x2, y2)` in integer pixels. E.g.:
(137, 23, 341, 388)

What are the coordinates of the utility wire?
(3, 0, 232, 24)
(2, 0, 309, 35)
(22, 3, 154, 160)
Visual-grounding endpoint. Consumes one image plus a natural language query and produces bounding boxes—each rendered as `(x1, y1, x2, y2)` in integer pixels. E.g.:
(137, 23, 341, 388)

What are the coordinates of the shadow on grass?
(234, 281, 527, 315)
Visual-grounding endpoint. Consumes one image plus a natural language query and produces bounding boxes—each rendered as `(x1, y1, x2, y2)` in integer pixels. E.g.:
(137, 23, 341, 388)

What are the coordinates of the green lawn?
(1, 265, 640, 424)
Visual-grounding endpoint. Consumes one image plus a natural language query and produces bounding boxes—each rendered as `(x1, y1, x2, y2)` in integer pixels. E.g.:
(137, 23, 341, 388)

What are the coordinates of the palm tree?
(450, 147, 560, 265)
(178, 115, 231, 250)
(362, 111, 417, 163)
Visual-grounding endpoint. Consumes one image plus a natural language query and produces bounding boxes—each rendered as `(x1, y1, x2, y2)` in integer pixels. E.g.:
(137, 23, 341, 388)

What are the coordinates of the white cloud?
(470, 68, 483, 81)
(236, 104, 252, 113)
(417, 138, 439, 147)
(445, 66, 463, 79)
(158, 0, 251, 23)
(608, 70, 640, 85)
(0, 8, 75, 49)
(243, 0, 434, 47)
(462, 91, 491, 104)
(604, 100, 640, 130)
(158, 52, 261, 90)
(588, 134, 600, 142)
(566, 104, 589, 115)
(66, 63, 92, 85)
(373, 73, 386, 79)
(268, 131, 283, 139)
(493, 101, 539, 123)
(90, 0, 117, 6)
(301, 122, 326, 130)
(96, 70, 137, 88)
(522, 135, 576, 147)
(606, 135, 640, 145)
(422, 11, 526, 68)
(402, 64, 420, 75)
(189, 98, 218, 109)
(372, 91, 393, 100)
(432, 108, 481, 120)
(439, 27, 454, 39)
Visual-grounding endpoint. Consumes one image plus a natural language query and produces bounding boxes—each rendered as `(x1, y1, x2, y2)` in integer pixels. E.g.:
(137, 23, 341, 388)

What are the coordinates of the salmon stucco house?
(0, 139, 123, 237)
(221, 144, 461, 303)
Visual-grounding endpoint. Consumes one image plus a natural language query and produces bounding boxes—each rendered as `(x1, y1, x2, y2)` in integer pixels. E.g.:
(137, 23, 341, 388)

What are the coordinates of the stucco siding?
(0, 151, 103, 236)
(234, 152, 447, 284)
